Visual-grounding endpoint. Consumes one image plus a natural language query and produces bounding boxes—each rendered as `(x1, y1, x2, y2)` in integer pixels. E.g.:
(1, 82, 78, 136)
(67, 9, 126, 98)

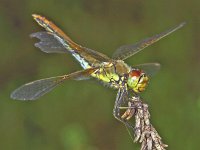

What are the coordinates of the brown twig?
(121, 96, 168, 150)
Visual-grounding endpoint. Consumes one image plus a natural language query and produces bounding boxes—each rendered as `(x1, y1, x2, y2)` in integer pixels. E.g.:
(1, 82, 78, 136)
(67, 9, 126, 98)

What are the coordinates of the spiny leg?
(121, 101, 136, 120)
(121, 95, 142, 120)
(113, 88, 135, 131)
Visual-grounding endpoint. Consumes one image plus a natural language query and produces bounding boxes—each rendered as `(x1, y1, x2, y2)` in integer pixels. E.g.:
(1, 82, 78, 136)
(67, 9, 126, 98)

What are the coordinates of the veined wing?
(134, 63, 161, 77)
(10, 67, 98, 100)
(112, 22, 186, 60)
(32, 14, 111, 63)
(30, 32, 67, 53)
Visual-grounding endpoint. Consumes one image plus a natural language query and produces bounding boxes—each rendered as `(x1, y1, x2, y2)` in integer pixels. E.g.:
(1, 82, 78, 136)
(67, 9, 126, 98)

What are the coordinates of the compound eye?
(130, 70, 141, 78)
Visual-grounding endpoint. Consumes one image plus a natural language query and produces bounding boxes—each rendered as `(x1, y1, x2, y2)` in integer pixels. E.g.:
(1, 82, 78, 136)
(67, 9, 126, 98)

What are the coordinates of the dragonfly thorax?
(127, 69, 149, 93)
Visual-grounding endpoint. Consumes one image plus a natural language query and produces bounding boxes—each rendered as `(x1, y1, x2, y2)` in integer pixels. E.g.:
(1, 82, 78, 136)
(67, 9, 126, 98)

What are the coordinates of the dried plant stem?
(122, 96, 168, 150)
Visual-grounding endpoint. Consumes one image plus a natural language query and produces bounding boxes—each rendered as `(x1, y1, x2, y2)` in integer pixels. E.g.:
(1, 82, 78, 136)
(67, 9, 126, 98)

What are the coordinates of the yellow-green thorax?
(90, 60, 149, 93)
(91, 61, 131, 88)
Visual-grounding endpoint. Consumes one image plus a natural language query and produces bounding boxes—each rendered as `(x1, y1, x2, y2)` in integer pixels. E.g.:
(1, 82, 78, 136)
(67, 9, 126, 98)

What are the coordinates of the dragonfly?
(10, 14, 185, 141)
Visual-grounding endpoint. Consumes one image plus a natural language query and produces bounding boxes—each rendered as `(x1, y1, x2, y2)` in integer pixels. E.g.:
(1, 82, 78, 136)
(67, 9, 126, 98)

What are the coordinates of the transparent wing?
(31, 31, 110, 63)
(32, 14, 111, 63)
(125, 121, 135, 143)
(134, 63, 161, 77)
(30, 32, 67, 53)
(10, 67, 97, 100)
(112, 22, 186, 60)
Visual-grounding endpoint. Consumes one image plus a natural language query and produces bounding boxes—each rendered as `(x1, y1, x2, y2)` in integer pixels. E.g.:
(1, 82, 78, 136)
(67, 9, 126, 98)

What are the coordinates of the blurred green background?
(0, 0, 199, 150)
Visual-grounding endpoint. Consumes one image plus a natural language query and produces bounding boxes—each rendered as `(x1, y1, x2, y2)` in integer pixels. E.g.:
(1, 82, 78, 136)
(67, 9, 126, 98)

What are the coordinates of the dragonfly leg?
(121, 101, 136, 120)
(121, 95, 143, 120)
(113, 88, 135, 131)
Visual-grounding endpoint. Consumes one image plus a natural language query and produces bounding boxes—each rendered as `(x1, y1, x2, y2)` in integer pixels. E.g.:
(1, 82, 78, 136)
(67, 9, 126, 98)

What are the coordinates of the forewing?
(134, 63, 161, 77)
(112, 22, 186, 60)
(11, 76, 64, 100)
(10, 67, 97, 100)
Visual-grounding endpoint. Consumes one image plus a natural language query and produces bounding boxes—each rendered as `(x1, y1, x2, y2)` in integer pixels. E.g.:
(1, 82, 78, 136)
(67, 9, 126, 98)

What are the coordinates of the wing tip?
(10, 91, 24, 100)
(30, 32, 38, 38)
(176, 22, 186, 30)
(10, 89, 36, 101)
(10, 92, 17, 100)
(179, 22, 186, 27)
(155, 62, 161, 67)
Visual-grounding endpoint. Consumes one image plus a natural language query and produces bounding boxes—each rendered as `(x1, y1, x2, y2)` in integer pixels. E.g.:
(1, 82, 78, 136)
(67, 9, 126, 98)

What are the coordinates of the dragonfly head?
(127, 69, 149, 93)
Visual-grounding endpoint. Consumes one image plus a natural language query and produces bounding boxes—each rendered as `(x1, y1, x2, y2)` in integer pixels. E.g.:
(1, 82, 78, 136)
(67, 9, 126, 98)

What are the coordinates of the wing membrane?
(30, 32, 67, 53)
(32, 14, 111, 63)
(112, 22, 186, 60)
(125, 121, 135, 143)
(134, 63, 161, 77)
(10, 67, 97, 100)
